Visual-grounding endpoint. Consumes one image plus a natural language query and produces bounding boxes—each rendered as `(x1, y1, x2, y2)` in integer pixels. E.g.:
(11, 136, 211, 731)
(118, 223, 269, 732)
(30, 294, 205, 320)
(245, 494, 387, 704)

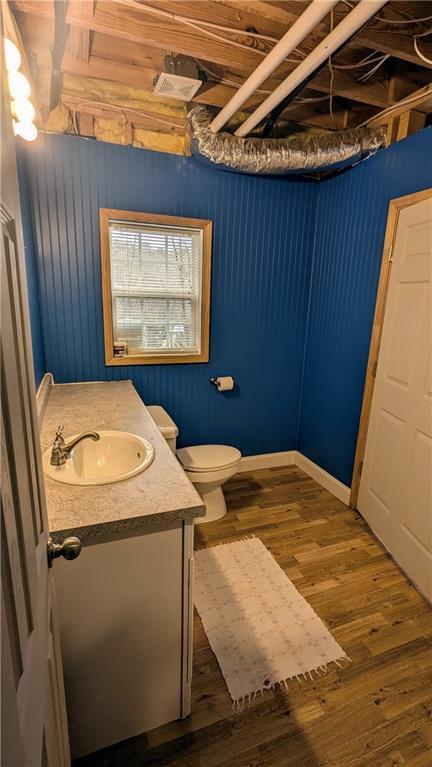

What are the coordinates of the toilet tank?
(147, 405, 179, 453)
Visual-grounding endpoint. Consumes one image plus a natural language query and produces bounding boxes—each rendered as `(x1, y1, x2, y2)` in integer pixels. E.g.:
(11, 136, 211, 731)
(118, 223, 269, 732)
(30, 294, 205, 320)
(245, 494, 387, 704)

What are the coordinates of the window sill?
(105, 351, 209, 366)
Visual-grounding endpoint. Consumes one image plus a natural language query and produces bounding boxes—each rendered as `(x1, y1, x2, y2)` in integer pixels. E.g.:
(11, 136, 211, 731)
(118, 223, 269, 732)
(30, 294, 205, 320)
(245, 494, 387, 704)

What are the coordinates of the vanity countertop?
(39, 380, 205, 541)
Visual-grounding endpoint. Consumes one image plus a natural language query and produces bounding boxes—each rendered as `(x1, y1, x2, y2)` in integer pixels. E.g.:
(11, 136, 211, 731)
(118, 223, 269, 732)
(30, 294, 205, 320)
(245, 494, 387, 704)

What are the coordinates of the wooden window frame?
(100, 208, 212, 366)
(349, 187, 432, 509)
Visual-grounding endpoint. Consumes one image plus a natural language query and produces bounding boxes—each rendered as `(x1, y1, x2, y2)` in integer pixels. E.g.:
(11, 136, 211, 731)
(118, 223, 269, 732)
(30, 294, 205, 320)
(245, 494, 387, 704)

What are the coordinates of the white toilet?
(147, 406, 241, 523)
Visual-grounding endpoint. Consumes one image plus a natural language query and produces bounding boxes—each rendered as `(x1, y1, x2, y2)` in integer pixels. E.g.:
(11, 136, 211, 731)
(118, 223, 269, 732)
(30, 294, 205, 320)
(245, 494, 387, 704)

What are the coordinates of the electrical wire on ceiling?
(111, 0, 432, 133)
(357, 84, 432, 128)
(374, 13, 432, 24)
(413, 28, 432, 66)
(196, 60, 273, 96)
(61, 98, 183, 129)
(333, 51, 387, 69)
(341, 1, 432, 25)
(113, 0, 432, 75)
(197, 60, 332, 114)
(296, 95, 331, 105)
(199, 50, 391, 93)
(111, 0, 305, 64)
(357, 54, 390, 82)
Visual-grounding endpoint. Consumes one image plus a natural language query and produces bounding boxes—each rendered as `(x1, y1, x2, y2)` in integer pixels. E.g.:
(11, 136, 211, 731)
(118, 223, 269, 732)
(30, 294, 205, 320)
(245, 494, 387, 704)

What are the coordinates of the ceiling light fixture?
(8, 70, 31, 100)
(13, 120, 38, 142)
(4, 38, 21, 72)
(4, 38, 38, 143)
(12, 98, 36, 123)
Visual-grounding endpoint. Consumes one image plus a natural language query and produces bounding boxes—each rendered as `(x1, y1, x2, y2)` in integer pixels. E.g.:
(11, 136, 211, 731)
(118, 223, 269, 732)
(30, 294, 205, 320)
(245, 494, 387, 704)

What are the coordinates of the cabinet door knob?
(47, 536, 82, 567)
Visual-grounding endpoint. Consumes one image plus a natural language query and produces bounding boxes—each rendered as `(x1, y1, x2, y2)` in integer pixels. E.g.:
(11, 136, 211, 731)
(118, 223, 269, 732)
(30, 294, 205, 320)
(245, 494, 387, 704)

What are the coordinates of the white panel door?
(1, 58, 70, 764)
(358, 195, 432, 601)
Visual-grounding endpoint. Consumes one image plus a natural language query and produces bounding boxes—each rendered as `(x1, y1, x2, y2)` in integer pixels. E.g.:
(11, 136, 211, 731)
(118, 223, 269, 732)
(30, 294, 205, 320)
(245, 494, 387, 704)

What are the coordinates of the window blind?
(109, 221, 203, 354)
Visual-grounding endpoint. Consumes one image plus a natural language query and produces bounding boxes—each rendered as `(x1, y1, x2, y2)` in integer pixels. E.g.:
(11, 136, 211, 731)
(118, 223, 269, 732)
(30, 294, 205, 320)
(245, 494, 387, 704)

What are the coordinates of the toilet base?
(194, 486, 227, 524)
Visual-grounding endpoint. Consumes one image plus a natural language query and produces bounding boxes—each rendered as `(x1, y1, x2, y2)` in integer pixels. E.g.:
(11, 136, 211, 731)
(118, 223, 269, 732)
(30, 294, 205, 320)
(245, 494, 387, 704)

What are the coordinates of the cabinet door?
(55, 523, 184, 758)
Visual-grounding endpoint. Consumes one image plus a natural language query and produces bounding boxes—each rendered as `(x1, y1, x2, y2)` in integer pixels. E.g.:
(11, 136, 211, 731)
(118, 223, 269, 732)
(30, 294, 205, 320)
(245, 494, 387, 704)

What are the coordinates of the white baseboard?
(239, 451, 295, 472)
(294, 451, 351, 505)
(238, 449, 351, 505)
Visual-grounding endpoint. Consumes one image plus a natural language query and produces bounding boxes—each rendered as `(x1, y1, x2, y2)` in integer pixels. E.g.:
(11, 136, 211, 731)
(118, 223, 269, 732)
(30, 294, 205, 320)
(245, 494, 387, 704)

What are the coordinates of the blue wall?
(298, 127, 432, 486)
(17, 149, 46, 388)
(19, 128, 431, 471)
(19, 134, 317, 455)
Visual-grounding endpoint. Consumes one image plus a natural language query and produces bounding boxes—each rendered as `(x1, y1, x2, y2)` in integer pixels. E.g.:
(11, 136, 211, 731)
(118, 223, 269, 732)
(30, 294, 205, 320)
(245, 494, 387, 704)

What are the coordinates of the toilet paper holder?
(210, 376, 235, 390)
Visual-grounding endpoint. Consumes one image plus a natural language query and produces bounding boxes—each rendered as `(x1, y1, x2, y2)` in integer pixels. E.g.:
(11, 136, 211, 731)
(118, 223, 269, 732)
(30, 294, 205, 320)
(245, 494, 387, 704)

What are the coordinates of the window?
(100, 209, 212, 365)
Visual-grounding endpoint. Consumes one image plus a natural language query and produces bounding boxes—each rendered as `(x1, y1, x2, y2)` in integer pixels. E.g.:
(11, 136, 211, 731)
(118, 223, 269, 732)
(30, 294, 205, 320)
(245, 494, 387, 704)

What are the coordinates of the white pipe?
(235, 0, 389, 138)
(209, 0, 338, 134)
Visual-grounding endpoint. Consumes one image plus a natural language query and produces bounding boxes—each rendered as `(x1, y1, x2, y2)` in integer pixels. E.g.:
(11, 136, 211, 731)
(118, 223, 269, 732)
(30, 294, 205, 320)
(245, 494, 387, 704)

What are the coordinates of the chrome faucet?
(50, 425, 100, 466)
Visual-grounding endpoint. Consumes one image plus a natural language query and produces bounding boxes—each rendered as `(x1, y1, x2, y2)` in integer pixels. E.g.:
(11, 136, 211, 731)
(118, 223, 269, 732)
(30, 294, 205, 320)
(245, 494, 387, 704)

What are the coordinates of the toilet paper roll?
(216, 376, 234, 391)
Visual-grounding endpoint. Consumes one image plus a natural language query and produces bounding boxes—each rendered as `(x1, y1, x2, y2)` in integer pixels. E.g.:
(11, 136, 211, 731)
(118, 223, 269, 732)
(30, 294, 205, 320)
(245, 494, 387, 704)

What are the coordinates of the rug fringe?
(231, 655, 352, 712)
(195, 535, 257, 553)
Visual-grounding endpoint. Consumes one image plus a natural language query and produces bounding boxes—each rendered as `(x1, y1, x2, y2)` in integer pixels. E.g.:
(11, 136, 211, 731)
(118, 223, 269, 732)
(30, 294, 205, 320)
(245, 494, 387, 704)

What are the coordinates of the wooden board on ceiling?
(10, 0, 432, 155)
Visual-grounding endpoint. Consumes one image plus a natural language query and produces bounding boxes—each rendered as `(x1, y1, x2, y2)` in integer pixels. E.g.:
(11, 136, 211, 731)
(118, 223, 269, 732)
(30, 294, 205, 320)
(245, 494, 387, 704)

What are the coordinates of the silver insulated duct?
(188, 106, 387, 175)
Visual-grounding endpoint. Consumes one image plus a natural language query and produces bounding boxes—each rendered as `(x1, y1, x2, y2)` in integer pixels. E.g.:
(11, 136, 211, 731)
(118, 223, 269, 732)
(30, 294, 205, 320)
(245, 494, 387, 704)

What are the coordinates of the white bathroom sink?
(43, 430, 155, 486)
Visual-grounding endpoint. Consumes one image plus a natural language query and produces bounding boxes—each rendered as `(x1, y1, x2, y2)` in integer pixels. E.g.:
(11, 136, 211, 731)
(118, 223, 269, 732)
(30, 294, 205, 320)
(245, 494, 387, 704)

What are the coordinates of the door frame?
(349, 187, 432, 510)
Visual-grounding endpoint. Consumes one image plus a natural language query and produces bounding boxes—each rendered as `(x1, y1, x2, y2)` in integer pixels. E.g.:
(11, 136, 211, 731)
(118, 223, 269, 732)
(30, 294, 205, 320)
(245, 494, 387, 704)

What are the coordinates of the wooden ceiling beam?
(78, 111, 94, 136)
(12, 1, 53, 19)
(68, 27, 91, 64)
(185, 0, 432, 68)
(133, 0, 295, 40)
(64, 91, 368, 135)
(11, 0, 432, 144)
(49, 0, 68, 110)
(212, 0, 300, 28)
(67, 2, 95, 63)
(276, 104, 375, 133)
(68, 2, 432, 76)
(367, 82, 432, 126)
(65, 1, 265, 72)
(61, 55, 266, 111)
(14, 0, 432, 70)
(60, 49, 392, 114)
(307, 69, 390, 109)
(59, 62, 375, 135)
(75, 24, 398, 110)
(62, 54, 156, 92)
(354, 28, 432, 70)
(61, 96, 184, 134)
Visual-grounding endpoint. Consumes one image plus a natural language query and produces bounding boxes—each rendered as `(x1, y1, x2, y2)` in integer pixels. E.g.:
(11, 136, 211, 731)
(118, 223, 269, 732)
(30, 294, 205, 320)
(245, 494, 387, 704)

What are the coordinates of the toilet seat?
(177, 444, 241, 473)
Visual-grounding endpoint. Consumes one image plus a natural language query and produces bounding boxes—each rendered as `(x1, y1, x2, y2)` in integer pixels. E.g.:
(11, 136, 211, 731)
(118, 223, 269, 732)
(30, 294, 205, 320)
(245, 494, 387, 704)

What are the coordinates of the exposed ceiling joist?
(367, 82, 432, 126)
(68, 27, 92, 64)
(355, 27, 432, 69)
(60, 49, 392, 112)
(13, 0, 432, 70)
(49, 0, 68, 109)
(61, 95, 185, 134)
(9, 0, 432, 155)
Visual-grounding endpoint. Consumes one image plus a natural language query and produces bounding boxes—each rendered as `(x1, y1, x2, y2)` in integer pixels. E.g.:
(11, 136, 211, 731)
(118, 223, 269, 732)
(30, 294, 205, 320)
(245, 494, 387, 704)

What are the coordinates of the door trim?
(349, 187, 432, 509)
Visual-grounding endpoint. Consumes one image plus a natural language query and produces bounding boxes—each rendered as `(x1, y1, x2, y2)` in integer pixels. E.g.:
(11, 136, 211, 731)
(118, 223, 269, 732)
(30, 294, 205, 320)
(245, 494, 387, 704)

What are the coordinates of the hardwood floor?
(74, 466, 432, 767)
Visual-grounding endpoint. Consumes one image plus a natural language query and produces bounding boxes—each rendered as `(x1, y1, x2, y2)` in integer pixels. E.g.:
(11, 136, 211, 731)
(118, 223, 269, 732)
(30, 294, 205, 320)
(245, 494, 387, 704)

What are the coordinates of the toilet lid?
(177, 445, 241, 472)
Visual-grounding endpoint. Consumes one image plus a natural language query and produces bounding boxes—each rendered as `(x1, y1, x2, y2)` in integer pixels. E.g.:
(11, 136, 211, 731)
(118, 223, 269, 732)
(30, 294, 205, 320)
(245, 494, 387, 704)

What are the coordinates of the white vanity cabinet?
(55, 518, 194, 758)
(39, 380, 204, 759)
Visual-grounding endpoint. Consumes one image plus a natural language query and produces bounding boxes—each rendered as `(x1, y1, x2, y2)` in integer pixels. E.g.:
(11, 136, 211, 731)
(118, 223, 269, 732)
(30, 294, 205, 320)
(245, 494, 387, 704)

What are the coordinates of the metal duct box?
(154, 54, 203, 102)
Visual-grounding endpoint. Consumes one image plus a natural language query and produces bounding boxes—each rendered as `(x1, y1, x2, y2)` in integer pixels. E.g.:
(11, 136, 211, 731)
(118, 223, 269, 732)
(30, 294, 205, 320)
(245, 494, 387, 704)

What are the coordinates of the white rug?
(194, 537, 350, 707)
